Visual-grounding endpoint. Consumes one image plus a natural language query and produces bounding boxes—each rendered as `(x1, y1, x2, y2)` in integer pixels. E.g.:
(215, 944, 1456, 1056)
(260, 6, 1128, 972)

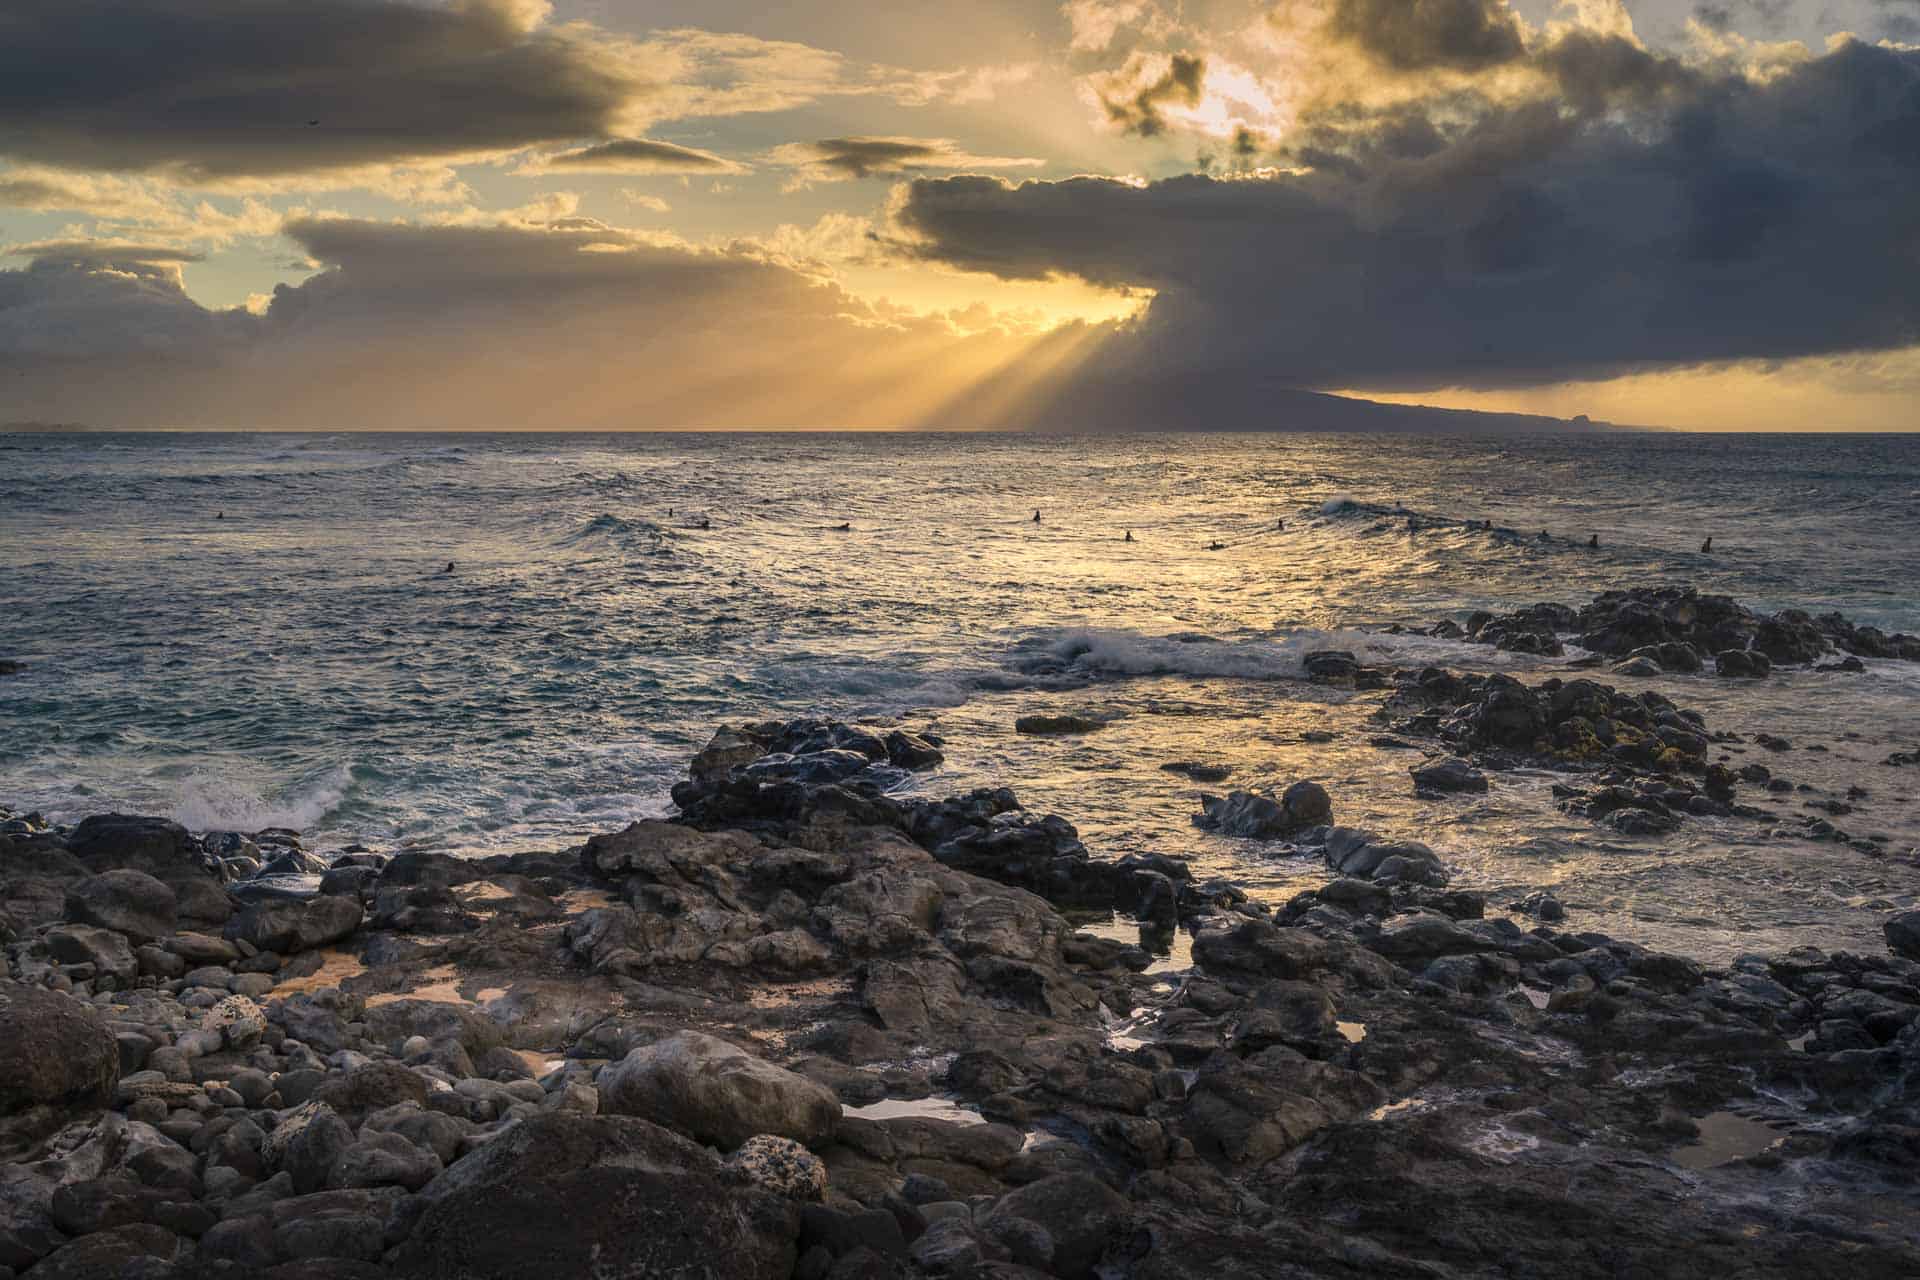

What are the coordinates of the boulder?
(44, 926, 138, 982)
(389, 1113, 800, 1279)
(23, 1222, 181, 1278)
(1323, 828, 1449, 886)
(1409, 758, 1488, 795)
(581, 820, 745, 880)
(225, 895, 363, 954)
(62, 871, 177, 942)
(1888, 910, 1920, 962)
(265, 1102, 356, 1195)
(599, 1031, 841, 1150)
(0, 986, 119, 1160)
(1193, 783, 1331, 839)
(64, 815, 207, 881)
(979, 1174, 1130, 1280)
(724, 1135, 829, 1202)
(1715, 649, 1772, 679)
(329, 1131, 443, 1191)
(202, 995, 267, 1050)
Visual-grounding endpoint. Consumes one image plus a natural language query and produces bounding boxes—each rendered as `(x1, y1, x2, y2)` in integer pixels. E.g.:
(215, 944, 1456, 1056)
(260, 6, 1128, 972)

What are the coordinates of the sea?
(3, 431, 1918, 963)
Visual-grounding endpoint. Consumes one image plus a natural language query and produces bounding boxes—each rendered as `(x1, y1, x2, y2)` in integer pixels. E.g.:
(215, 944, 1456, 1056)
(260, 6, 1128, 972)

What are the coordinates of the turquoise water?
(3, 431, 1918, 959)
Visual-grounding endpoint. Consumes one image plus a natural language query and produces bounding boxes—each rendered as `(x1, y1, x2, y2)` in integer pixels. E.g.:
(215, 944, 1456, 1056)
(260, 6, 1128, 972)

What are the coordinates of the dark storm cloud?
(892, 39, 1920, 398)
(0, 216, 1048, 428)
(1097, 52, 1206, 136)
(0, 254, 248, 360)
(1875, 0, 1920, 41)
(1531, 28, 1703, 112)
(528, 138, 743, 174)
(787, 138, 946, 178)
(1693, 1, 1793, 34)
(0, 0, 647, 180)
(1322, 0, 1527, 72)
(1, 241, 202, 267)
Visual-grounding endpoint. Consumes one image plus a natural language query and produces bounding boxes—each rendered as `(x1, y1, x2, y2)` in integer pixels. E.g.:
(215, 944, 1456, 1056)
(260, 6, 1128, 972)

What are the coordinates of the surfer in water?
(1588, 535, 1600, 548)
(1207, 540, 1225, 551)
(1124, 530, 1133, 543)
(1701, 537, 1713, 553)
(443, 562, 454, 574)
(1032, 509, 1042, 523)
(835, 523, 851, 532)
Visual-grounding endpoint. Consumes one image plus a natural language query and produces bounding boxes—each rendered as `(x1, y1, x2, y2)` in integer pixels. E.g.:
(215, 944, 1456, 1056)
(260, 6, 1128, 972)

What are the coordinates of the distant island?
(1021, 380, 1654, 433)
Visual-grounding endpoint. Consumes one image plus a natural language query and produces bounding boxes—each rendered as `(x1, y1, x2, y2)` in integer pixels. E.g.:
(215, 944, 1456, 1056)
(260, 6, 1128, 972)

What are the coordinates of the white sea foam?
(172, 764, 355, 833)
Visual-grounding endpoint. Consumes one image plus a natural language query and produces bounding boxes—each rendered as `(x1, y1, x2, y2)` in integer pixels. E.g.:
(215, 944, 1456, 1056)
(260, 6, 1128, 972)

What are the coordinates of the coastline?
(4, 698, 1919, 1278)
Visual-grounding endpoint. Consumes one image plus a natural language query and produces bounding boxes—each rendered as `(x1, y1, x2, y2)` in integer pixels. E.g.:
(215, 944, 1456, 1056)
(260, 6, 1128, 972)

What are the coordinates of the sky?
(1, 0, 1917, 430)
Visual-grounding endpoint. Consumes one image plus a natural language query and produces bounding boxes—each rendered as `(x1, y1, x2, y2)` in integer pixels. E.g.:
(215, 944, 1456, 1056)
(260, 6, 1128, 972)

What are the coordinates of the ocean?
(4, 430, 1918, 962)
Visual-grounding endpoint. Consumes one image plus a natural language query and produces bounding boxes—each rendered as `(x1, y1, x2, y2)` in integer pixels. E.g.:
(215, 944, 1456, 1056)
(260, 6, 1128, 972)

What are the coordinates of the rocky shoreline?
(5, 698, 1920, 1277)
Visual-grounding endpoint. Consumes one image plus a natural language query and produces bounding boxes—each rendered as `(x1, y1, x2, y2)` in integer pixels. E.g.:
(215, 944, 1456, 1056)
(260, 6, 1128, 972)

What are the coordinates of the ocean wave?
(747, 657, 975, 715)
(556, 512, 668, 552)
(171, 763, 355, 833)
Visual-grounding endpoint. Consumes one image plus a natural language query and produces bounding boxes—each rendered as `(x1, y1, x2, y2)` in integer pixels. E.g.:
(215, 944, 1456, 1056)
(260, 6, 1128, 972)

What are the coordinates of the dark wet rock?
(329, 1131, 442, 1191)
(799, 1203, 910, 1261)
(45, 926, 138, 983)
(1888, 911, 1920, 962)
(979, 1175, 1129, 1279)
(1015, 714, 1104, 735)
(1512, 891, 1567, 922)
(389, 1112, 801, 1279)
(600, 1031, 841, 1149)
(1323, 828, 1450, 887)
(0, 987, 119, 1159)
(1443, 588, 1920, 671)
(266, 1102, 356, 1195)
(25, 1222, 181, 1278)
(1160, 762, 1232, 783)
(61, 871, 177, 942)
(1470, 603, 1572, 656)
(1625, 641, 1705, 673)
(64, 815, 221, 882)
(1380, 669, 1731, 831)
(368, 882, 480, 935)
(1716, 648, 1772, 679)
(225, 895, 363, 954)
(1300, 650, 1386, 688)
(313, 1064, 431, 1123)
(581, 819, 753, 880)
(1193, 783, 1331, 840)
(1409, 758, 1487, 795)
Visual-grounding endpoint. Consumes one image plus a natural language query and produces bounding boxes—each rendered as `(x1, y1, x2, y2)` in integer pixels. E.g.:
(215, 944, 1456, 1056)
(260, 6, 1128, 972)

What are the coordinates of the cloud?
(1320, 0, 1528, 72)
(1087, 51, 1207, 136)
(0, 0, 663, 182)
(0, 167, 181, 223)
(766, 137, 1046, 183)
(0, 249, 246, 361)
(890, 37, 1920, 400)
(1062, 1, 1174, 53)
(515, 137, 746, 176)
(620, 191, 672, 213)
(0, 215, 1079, 429)
(0, 3, 965, 189)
